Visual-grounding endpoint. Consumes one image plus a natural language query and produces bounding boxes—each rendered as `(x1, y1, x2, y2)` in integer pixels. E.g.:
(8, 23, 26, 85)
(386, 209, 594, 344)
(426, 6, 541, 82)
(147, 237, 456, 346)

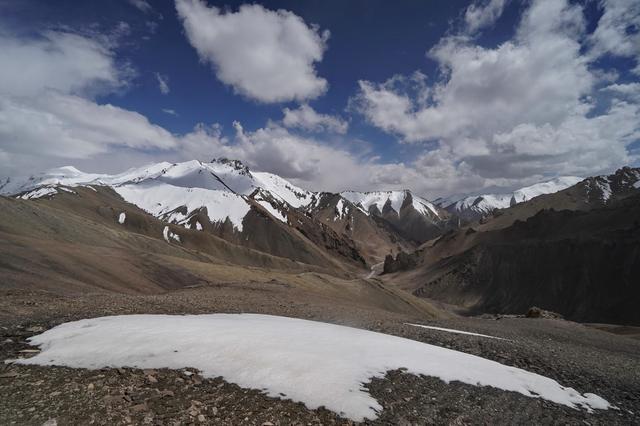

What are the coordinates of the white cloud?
(175, 0, 329, 103)
(588, 0, 640, 74)
(0, 18, 449, 198)
(282, 104, 348, 134)
(155, 72, 170, 94)
(187, 121, 482, 196)
(0, 31, 125, 98)
(0, 92, 177, 159)
(162, 108, 179, 116)
(351, 0, 640, 184)
(601, 83, 640, 102)
(0, 30, 182, 177)
(128, 0, 153, 14)
(464, 0, 508, 33)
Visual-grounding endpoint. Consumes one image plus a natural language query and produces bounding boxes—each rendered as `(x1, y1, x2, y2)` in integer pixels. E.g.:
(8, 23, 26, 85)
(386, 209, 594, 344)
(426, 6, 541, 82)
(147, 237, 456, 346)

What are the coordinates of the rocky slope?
(384, 167, 640, 325)
(2, 159, 455, 267)
(1, 160, 371, 270)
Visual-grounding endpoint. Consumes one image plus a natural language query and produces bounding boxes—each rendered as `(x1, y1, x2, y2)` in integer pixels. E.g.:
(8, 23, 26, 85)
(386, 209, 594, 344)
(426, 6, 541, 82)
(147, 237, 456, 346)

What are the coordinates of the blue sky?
(0, 0, 639, 197)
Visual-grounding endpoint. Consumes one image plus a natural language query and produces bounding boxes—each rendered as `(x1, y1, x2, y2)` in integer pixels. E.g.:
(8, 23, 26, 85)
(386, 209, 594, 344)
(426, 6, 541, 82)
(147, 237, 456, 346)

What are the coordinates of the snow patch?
(116, 182, 250, 232)
(412, 198, 440, 219)
(162, 226, 180, 243)
(256, 200, 287, 223)
(195, 221, 203, 231)
(13, 314, 611, 421)
(118, 213, 126, 224)
(333, 199, 349, 220)
(406, 323, 507, 340)
(59, 187, 76, 194)
(18, 187, 58, 200)
(594, 179, 612, 202)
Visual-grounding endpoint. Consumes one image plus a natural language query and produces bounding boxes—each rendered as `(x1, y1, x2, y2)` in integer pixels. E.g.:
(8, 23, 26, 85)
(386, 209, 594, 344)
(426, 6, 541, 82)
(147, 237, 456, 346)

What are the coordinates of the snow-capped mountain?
(2, 161, 452, 242)
(337, 190, 454, 244)
(341, 190, 441, 220)
(2, 160, 458, 265)
(2, 159, 314, 232)
(442, 176, 584, 221)
(582, 166, 640, 204)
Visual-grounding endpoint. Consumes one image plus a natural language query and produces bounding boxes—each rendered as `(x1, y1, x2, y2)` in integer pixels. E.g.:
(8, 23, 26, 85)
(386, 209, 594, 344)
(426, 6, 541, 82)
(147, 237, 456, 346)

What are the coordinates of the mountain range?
(1, 160, 639, 323)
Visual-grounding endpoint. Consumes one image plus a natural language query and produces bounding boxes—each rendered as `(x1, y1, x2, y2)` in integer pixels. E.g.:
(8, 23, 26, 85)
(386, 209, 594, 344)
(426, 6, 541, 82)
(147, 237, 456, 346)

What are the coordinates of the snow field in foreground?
(13, 314, 611, 421)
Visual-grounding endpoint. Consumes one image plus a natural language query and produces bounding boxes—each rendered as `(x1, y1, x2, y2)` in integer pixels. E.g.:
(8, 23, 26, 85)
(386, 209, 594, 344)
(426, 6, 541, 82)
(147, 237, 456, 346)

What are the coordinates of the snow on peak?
(341, 190, 406, 215)
(448, 176, 583, 218)
(4, 160, 317, 232)
(251, 171, 314, 208)
(585, 167, 640, 203)
(16, 314, 611, 421)
(341, 190, 440, 218)
(511, 176, 584, 203)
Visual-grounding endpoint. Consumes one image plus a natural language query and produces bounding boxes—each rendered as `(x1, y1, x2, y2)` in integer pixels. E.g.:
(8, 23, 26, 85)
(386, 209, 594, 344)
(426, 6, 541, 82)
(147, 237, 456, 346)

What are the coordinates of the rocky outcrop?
(382, 252, 418, 274)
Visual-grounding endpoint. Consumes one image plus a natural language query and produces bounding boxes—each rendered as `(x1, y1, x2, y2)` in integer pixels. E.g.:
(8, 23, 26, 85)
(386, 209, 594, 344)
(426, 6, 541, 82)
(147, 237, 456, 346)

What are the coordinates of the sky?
(0, 0, 639, 198)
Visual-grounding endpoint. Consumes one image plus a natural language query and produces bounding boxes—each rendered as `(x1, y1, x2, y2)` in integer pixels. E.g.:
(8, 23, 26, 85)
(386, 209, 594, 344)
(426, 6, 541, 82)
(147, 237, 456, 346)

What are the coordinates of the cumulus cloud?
(175, 0, 329, 103)
(0, 27, 433, 196)
(155, 72, 170, 94)
(0, 31, 125, 98)
(282, 104, 348, 134)
(351, 0, 640, 185)
(202, 122, 426, 193)
(0, 30, 182, 177)
(175, 121, 485, 196)
(464, 0, 508, 33)
(0, 93, 176, 158)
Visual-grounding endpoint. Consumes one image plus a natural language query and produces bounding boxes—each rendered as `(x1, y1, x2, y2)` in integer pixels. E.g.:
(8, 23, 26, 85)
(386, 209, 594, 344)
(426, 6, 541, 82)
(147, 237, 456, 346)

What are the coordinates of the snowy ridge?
(253, 189, 288, 224)
(2, 159, 316, 232)
(15, 314, 611, 422)
(251, 171, 314, 208)
(585, 168, 640, 203)
(341, 190, 440, 218)
(115, 182, 251, 231)
(446, 176, 583, 219)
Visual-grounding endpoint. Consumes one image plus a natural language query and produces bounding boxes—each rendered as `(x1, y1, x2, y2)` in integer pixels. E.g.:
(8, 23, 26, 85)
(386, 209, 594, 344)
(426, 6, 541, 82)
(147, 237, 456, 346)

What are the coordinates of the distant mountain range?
(435, 176, 584, 221)
(0, 159, 454, 266)
(3, 159, 639, 324)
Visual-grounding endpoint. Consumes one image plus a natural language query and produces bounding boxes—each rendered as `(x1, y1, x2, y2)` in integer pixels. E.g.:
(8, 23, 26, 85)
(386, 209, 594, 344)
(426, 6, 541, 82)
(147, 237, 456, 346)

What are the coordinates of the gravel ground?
(1, 287, 639, 425)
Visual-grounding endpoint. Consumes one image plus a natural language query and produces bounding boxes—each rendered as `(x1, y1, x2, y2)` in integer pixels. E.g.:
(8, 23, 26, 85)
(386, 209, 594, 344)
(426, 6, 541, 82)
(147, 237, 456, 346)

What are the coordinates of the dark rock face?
(382, 252, 418, 274)
(411, 194, 640, 325)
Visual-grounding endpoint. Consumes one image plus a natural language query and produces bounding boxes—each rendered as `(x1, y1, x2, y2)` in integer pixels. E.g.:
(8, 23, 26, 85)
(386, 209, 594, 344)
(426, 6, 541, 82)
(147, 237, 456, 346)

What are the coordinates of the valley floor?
(1, 286, 639, 425)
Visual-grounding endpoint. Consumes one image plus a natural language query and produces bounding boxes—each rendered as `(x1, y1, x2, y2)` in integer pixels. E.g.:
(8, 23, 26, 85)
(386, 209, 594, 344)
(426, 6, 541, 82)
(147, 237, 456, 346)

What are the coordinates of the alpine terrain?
(2, 0, 640, 424)
(1, 160, 639, 425)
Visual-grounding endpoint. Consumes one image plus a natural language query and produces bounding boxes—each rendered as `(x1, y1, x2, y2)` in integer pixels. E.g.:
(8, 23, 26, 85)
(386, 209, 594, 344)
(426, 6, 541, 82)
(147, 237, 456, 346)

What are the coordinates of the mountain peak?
(210, 158, 251, 175)
(445, 175, 584, 221)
